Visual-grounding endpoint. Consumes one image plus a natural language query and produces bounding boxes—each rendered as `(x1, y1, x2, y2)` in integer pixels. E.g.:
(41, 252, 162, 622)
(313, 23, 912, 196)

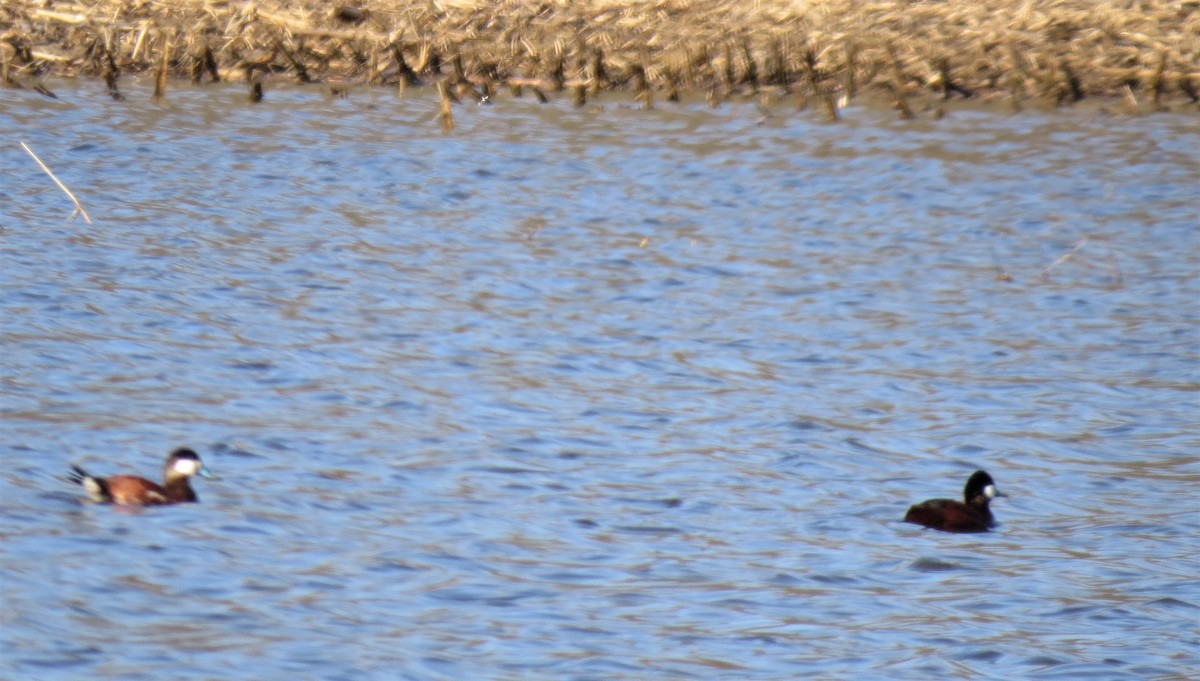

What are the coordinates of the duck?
(68, 447, 215, 506)
(904, 470, 1005, 533)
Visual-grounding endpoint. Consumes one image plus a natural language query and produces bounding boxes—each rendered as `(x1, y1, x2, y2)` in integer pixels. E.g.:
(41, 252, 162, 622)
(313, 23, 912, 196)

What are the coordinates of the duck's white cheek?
(984, 484, 996, 499)
(174, 460, 199, 475)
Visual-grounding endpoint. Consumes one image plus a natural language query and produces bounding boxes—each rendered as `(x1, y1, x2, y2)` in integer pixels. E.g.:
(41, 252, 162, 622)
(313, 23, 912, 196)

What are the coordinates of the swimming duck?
(68, 447, 215, 506)
(904, 470, 1005, 533)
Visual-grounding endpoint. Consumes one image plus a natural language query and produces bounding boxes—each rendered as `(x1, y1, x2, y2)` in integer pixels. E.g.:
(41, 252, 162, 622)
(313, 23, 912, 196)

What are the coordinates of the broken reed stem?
(1041, 237, 1123, 284)
(392, 44, 418, 93)
(632, 61, 653, 109)
(1058, 57, 1083, 104)
(437, 80, 454, 133)
(1122, 84, 1138, 110)
(802, 48, 838, 122)
(723, 43, 735, 92)
(20, 141, 93, 224)
(741, 38, 758, 91)
(276, 39, 312, 83)
(1150, 52, 1166, 106)
(1042, 237, 1089, 281)
(98, 35, 125, 99)
(769, 39, 789, 92)
(203, 44, 220, 83)
(104, 65, 124, 100)
(590, 48, 606, 93)
(886, 47, 914, 119)
(844, 42, 857, 102)
(549, 53, 565, 91)
(153, 36, 170, 99)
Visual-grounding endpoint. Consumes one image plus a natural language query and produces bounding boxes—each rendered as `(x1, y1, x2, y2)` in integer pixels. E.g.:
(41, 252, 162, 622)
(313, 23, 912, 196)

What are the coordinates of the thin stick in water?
(1042, 237, 1088, 281)
(20, 141, 92, 224)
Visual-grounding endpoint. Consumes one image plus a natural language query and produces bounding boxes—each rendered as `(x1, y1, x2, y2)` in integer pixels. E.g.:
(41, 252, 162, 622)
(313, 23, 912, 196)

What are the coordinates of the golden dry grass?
(3, 0, 1198, 108)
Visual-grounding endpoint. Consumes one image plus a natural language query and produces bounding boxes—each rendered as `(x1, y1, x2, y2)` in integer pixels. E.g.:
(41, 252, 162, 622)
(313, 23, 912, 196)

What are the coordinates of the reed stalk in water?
(20, 142, 93, 224)
(438, 80, 454, 133)
(1042, 238, 1089, 282)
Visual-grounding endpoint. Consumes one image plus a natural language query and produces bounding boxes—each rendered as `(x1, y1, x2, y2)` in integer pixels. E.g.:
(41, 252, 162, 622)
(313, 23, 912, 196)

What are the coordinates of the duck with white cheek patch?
(68, 447, 216, 506)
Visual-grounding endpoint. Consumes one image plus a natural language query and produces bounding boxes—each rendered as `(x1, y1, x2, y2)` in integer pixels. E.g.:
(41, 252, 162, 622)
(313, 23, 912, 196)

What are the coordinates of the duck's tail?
(68, 465, 112, 503)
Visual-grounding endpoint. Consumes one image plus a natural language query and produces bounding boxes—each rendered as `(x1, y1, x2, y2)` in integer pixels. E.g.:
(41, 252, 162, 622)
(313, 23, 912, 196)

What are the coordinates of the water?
(2, 82, 1198, 680)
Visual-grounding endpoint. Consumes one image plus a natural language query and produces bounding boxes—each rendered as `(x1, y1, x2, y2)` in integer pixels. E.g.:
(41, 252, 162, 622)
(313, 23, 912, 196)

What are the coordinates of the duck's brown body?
(904, 498, 994, 533)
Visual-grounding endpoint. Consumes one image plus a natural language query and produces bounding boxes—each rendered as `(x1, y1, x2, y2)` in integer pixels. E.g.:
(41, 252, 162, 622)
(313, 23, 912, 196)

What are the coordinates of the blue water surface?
(1, 82, 1198, 680)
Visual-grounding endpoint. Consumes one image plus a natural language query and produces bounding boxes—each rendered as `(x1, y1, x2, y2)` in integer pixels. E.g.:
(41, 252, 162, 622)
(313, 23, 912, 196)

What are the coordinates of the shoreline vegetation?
(3, 0, 1198, 116)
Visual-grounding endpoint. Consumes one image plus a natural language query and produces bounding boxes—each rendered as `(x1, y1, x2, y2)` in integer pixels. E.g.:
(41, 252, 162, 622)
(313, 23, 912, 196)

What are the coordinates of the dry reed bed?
(3, 0, 1198, 111)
